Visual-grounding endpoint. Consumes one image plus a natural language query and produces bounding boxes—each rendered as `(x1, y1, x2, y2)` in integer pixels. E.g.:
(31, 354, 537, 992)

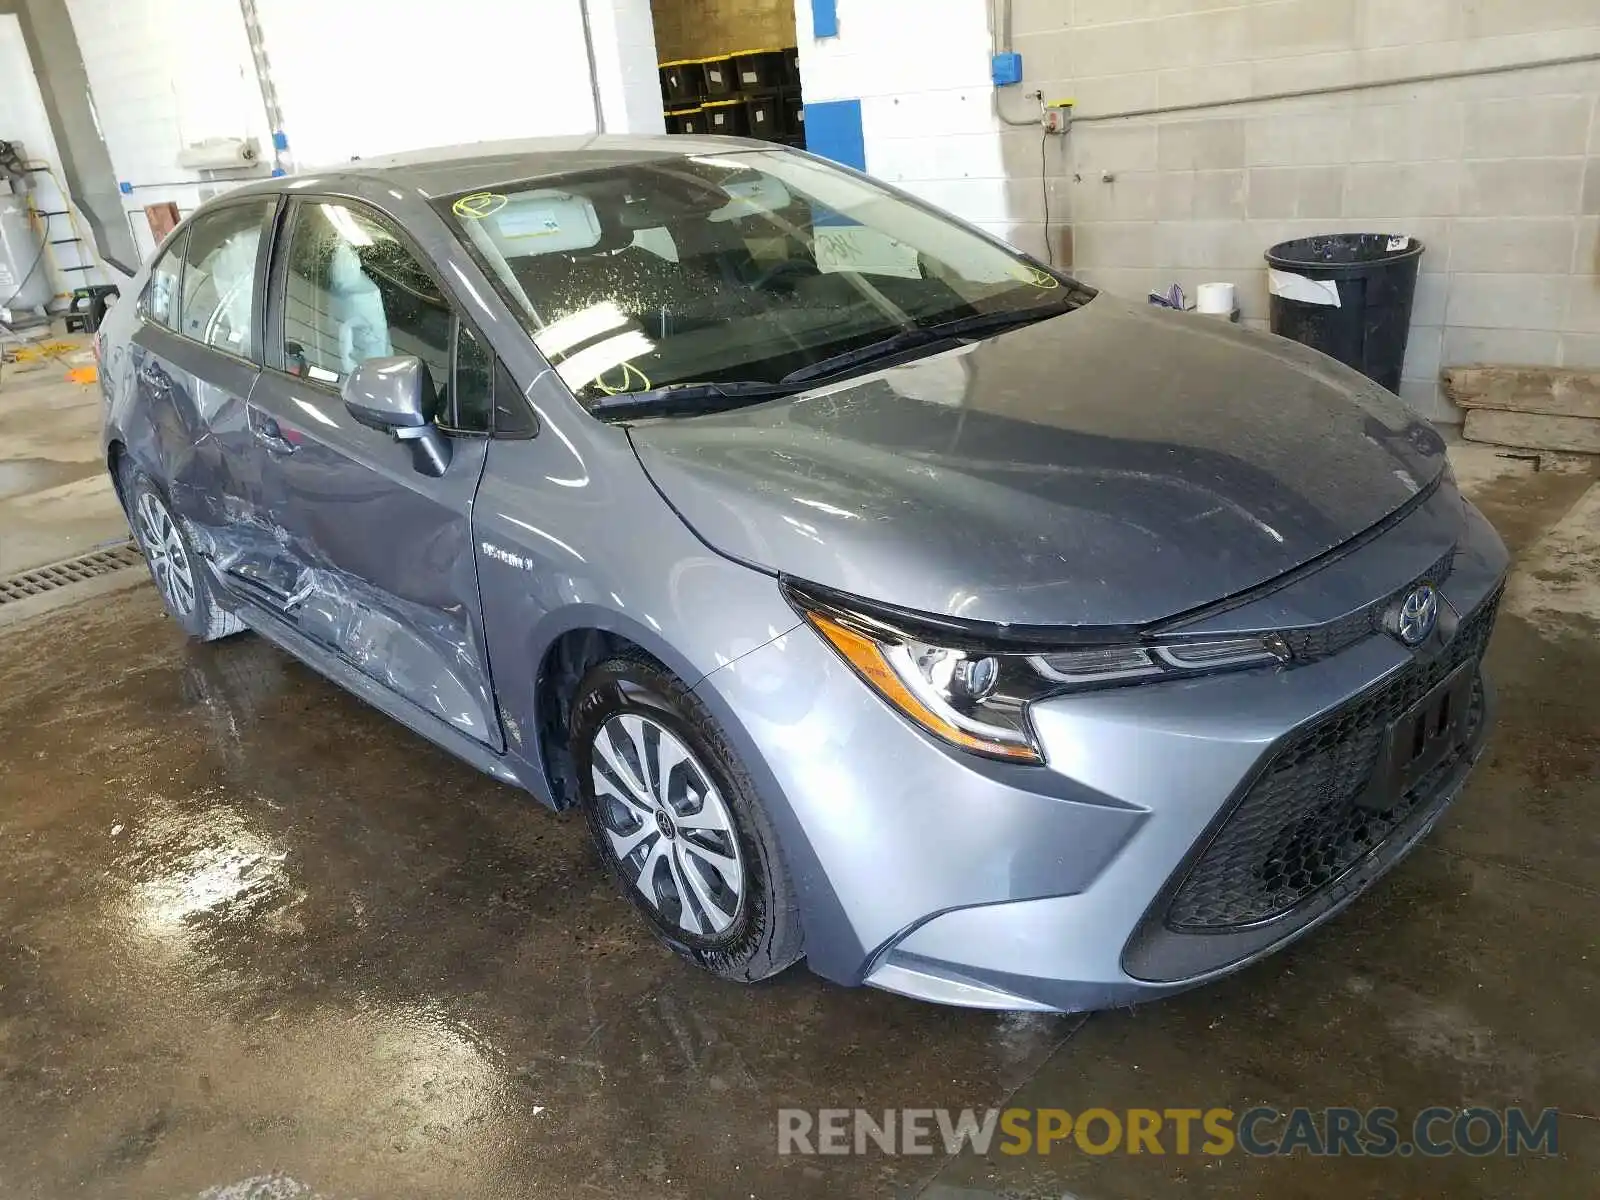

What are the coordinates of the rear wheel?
(571, 654, 804, 982)
(122, 465, 244, 642)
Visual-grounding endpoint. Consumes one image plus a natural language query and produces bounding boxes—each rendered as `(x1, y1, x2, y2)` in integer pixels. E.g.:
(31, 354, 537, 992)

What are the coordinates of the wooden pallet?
(1444, 366, 1600, 455)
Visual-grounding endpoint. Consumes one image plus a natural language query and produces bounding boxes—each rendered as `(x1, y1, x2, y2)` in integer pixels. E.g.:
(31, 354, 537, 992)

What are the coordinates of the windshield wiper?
(587, 303, 1081, 416)
(780, 302, 1078, 386)
(587, 379, 804, 419)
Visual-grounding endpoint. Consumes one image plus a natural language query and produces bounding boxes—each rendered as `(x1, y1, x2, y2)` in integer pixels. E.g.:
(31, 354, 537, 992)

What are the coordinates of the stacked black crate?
(660, 47, 803, 148)
(660, 58, 705, 136)
(779, 47, 805, 148)
(700, 52, 748, 137)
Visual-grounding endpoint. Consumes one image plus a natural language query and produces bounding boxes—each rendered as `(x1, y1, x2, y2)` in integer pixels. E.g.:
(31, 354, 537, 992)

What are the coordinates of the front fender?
(473, 415, 802, 806)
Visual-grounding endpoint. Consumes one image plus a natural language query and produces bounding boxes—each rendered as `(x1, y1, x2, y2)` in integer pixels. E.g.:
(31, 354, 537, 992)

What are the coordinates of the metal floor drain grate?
(0, 542, 145, 605)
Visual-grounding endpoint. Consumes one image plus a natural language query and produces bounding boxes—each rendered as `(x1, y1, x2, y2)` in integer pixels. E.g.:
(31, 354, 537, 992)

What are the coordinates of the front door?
(246, 196, 501, 749)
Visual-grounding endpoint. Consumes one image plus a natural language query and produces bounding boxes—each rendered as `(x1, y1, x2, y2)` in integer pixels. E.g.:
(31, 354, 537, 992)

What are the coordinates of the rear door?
(245, 196, 501, 748)
(126, 200, 276, 567)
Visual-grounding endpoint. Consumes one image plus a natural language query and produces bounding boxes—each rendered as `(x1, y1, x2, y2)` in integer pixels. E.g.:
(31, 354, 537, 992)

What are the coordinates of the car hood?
(627, 296, 1448, 628)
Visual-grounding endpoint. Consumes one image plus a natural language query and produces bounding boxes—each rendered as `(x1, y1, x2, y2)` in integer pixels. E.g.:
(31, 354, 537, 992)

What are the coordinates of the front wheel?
(122, 466, 244, 642)
(571, 655, 804, 982)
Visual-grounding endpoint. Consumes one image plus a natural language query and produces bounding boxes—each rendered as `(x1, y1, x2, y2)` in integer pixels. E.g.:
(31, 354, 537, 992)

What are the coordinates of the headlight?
(786, 583, 1288, 765)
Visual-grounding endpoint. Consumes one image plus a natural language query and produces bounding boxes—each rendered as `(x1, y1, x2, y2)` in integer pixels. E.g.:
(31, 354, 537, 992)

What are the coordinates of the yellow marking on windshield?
(596, 361, 653, 396)
(453, 192, 508, 219)
(1015, 267, 1060, 289)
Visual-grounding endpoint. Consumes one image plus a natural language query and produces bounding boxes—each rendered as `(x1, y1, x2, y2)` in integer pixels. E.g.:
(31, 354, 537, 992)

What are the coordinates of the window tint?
(142, 231, 186, 330)
(179, 202, 274, 357)
(279, 200, 451, 416)
(451, 321, 493, 433)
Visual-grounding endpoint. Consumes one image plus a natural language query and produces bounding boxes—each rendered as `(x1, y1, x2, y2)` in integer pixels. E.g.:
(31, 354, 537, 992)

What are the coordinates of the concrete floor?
(0, 380, 1597, 1196)
(0, 339, 131, 576)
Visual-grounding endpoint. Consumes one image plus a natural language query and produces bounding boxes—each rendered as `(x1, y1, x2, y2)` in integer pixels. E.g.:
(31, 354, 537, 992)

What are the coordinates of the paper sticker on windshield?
(492, 192, 602, 252)
(709, 175, 792, 222)
(815, 227, 921, 279)
(453, 192, 507, 219)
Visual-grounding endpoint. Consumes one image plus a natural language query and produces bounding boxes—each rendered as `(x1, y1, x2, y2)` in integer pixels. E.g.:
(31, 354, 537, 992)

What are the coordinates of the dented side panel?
(122, 323, 263, 576)
(236, 371, 501, 749)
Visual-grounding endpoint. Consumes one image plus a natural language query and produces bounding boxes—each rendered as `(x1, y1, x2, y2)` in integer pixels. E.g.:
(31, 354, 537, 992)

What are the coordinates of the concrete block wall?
(650, 0, 796, 63)
(1011, 0, 1600, 421)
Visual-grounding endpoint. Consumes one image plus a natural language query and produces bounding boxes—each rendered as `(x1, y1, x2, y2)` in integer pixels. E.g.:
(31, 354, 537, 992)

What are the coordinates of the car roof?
(237, 134, 778, 201)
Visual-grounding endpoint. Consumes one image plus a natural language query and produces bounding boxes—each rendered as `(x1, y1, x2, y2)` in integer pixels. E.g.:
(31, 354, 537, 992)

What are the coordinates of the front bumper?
(693, 492, 1509, 1012)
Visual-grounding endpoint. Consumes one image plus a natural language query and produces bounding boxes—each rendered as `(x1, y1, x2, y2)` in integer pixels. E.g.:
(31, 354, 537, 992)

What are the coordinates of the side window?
(278, 200, 451, 416)
(179, 202, 275, 358)
(449, 321, 493, 434)
(494, 359, 538, 436)
(141, 231, 186, 330)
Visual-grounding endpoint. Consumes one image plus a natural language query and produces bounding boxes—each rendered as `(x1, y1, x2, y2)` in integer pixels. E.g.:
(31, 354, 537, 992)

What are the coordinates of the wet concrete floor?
(0, 461, 1596, 1199)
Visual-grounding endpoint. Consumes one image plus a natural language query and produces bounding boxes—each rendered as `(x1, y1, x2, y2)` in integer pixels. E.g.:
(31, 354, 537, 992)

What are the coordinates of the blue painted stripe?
(804, 98, 865, 173)
(812, 0, 839, 39)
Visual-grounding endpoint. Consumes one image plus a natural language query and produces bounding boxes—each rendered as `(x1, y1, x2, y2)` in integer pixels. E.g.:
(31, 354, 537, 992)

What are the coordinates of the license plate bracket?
(1358, 661, 1476, 812)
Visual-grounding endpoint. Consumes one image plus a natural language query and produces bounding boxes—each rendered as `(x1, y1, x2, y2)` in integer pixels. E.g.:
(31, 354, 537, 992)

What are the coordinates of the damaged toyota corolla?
(99, 136, 1508, 1012)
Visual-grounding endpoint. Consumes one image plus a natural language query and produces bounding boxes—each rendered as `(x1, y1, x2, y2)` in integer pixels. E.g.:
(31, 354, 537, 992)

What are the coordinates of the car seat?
(326, 240, 392, 373)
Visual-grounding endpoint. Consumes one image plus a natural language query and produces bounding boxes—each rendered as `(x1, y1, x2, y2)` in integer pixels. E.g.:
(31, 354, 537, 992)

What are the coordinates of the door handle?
(250, 412, 298, 455)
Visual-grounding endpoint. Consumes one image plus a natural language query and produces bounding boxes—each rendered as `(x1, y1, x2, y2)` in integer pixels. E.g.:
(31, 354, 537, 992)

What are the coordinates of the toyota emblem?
(1392, 584, 1440, 647)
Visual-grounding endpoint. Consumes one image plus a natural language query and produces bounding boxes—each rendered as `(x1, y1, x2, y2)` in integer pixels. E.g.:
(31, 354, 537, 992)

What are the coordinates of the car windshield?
(439, 150, 1091, 409)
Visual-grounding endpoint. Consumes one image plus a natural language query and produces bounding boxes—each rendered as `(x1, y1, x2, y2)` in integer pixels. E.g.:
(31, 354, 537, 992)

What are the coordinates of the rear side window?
(277, 200, 451, 417)
(179, 201, 275, 359)
(141, 231, 186, 330)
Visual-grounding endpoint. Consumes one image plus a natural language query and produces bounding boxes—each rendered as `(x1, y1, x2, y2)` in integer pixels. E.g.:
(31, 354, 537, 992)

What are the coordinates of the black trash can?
(1264, 233, 1425, 393)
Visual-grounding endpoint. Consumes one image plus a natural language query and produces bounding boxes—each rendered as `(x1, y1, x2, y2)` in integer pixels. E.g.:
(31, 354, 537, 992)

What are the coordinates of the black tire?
(571, 654, 804, 982)
(121, 464, 245, 642)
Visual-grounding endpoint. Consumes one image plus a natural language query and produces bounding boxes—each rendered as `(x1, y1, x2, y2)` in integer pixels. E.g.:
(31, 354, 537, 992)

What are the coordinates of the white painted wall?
(257, 0, 594, 166)
(589, 0, 669, 136)
(61, 0, 663, 261)
(64, 0, 272, 257)
(794, 0, 1041, 255)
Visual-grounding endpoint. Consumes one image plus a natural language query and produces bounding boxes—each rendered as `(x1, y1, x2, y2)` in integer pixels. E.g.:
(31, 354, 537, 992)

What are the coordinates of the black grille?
(1166, 587, 1501, 932)
(1279, 547, 1456, 662)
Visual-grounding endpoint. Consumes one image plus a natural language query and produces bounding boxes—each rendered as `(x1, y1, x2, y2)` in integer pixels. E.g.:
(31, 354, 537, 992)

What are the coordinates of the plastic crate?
(733, 49, 786, 92)
(781, 91, 805, 138)
(782, 47, 801, 87)
(702, 54, 739, 98)
(744, 93, 782, 141)
(659, 59, 704, 106)
(665, 106, 705, 135)
(702, 98, 750, 136)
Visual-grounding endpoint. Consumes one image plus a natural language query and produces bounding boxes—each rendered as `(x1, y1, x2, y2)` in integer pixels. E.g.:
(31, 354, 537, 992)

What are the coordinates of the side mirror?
(341, 356, 451, 477)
